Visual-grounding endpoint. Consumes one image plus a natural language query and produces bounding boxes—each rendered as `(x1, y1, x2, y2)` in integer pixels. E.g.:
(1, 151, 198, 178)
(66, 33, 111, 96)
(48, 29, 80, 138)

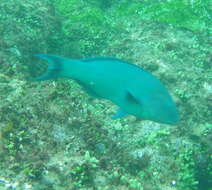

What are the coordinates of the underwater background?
(0, 0, 211, 190)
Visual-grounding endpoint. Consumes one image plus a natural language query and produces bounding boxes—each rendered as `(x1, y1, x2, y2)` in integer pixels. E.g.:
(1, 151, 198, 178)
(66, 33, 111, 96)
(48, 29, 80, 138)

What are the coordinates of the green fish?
(31, 54, 179, 125)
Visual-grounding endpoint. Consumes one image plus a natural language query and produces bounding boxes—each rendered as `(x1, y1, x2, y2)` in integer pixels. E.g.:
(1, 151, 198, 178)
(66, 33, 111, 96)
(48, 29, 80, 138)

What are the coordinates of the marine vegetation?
(0, 0, 211, 190)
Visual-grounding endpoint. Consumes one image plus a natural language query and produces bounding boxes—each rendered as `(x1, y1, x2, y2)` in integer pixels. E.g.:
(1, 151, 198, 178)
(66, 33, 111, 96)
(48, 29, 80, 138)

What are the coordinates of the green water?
(0, 0, 211, 190)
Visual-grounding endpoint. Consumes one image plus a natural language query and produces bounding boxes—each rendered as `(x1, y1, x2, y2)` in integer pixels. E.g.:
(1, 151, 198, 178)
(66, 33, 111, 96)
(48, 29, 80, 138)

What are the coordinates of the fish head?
(141, 93, 179, 125)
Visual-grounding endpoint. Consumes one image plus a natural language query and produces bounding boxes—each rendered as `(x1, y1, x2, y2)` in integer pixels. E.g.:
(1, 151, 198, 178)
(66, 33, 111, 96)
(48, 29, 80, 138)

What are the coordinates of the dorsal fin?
(81, 56, 146, 71)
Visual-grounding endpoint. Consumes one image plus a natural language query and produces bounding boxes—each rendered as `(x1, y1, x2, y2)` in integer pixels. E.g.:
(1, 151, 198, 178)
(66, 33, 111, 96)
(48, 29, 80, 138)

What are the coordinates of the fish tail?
(29, 54, 64, 81)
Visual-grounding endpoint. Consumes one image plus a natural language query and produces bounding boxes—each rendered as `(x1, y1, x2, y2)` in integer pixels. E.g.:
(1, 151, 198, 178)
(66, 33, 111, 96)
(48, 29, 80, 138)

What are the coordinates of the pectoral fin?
(126, 90, 141, 105)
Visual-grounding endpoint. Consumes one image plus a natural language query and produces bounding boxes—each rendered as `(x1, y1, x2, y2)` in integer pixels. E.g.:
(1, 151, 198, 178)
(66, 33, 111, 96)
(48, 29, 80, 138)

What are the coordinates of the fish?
(31, 54, 179, 125)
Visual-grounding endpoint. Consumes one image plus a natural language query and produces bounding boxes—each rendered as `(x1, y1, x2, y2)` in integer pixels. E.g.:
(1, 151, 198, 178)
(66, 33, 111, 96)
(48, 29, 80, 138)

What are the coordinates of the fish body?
(32, 54, 179, 125)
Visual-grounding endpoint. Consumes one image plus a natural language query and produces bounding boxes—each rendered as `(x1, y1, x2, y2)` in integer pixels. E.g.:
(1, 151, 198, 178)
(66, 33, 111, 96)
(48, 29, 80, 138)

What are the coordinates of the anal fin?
(112, 108, 128, 119)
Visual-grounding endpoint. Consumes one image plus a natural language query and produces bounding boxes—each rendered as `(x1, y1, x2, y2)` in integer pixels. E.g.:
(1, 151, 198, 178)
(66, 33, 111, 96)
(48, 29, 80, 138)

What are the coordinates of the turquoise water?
(0, 0, 211, 190)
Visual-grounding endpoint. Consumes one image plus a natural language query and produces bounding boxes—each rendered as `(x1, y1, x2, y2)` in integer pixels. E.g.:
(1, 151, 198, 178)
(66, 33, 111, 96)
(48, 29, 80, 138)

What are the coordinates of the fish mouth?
(149, 109, 180, 125)
(153, 117, 179, 125)
(160, 111, 180, 125)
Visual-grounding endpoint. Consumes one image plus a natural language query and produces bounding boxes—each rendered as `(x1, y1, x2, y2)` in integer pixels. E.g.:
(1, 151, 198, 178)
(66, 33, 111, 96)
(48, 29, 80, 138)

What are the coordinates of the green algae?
(0, 0, 211, 190)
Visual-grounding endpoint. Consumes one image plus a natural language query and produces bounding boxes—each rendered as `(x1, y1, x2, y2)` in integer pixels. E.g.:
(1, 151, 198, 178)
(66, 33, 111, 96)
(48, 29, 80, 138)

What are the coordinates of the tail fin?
(30, 54, 64, 81)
